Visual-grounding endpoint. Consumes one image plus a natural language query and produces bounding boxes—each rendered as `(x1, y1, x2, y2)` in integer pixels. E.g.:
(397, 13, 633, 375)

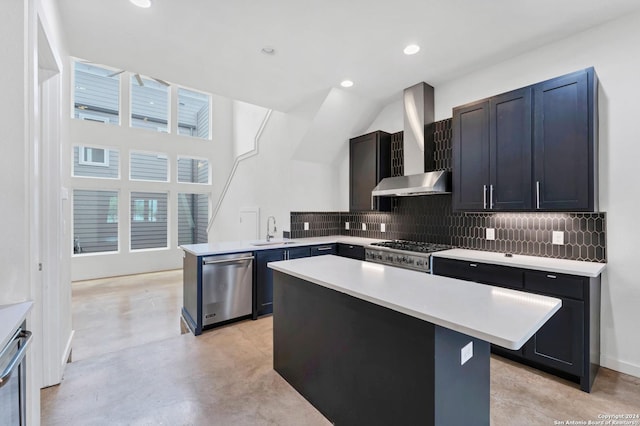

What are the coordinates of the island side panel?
(273, 270, 491, 426)
(182, 251, 201, 335)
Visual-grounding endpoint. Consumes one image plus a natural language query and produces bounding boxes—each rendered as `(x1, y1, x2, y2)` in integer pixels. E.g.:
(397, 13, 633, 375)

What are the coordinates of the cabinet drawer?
(524, 271, 585, 300)
(433, 258, 523, 289)
(337, 243, 365, 260)
(310, 244, 337, 256)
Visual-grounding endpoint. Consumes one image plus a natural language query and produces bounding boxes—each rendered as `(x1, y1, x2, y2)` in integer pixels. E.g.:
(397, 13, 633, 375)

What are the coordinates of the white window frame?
(176, 85, 212, 141)
(177, 155, 211, 185)
(78, 146, 110, 167)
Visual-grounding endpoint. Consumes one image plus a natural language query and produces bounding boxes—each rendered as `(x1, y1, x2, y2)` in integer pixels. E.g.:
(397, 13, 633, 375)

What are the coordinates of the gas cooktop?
(369, 240, 452, 254)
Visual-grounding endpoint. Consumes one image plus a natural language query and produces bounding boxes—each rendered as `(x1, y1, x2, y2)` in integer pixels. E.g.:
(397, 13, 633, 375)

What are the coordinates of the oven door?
(0, 327, 32, 426)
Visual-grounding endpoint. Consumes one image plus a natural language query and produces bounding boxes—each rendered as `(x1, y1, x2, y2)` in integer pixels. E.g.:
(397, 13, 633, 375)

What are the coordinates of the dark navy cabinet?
(432, 256, 600, 392)
(254, 246, 311, 317)
(310, 244, 337, 256)
(336, 243, 365, 260)
(533, 68, 598, 211)
(453, 68, 597, 212)
(349, 131, 392, 211)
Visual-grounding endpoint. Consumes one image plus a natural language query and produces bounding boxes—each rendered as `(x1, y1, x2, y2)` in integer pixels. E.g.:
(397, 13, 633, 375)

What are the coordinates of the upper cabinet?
(452, 68, 598, 212)
(533, 69, 597, 211)
(349, 131, 391, 211)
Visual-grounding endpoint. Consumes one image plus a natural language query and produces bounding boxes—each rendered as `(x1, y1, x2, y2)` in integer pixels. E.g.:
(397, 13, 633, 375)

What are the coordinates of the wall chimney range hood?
(372, 82, 451, 199)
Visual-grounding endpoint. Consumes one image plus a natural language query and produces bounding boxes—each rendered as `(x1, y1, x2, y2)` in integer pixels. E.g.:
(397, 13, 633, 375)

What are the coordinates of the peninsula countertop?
(268, 255, 561, 350)
(0, 302, 33, 350)
(181, 236, 383, 257)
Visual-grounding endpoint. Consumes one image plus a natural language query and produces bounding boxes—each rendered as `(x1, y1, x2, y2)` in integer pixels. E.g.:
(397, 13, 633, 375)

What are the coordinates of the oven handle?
(0, 330, 33, 388)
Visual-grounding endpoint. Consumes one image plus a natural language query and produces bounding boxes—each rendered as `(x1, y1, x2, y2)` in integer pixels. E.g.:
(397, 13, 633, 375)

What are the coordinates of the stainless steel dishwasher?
(201, 252, 254, 326)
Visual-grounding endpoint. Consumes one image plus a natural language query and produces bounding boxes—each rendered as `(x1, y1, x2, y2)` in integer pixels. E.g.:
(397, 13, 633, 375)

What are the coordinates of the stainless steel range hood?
(372, 82, 452, 199)
(372, 170, 451, 197)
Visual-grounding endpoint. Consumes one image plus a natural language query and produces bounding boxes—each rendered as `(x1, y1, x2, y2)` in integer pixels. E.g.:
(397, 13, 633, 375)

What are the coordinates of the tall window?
(178, 193, 209, 245)
(131, 75, 169, 132)
(177, 157, 209, 184)
(73, 190, 119, 254)
(178, 88, 210, 139)
(73, 146, 119, 178)
(130, 152, 169, 182)
(130, 192, 168, 250)
(73, 61, 120, 125)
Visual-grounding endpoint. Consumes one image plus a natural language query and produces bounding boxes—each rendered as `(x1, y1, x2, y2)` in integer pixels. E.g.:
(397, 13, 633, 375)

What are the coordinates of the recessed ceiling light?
(403, 44, 420, 55)
(261, 47, 275, 55)
(130, 0, 152, 8)
(340, 80, 354, 88)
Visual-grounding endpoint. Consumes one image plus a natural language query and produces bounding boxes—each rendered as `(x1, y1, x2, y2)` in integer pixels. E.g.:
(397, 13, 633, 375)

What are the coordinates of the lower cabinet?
(336, 243, 365, 260)
(432, 257, 600, 392)
(310, 244, 337, 256)
(254, 247, 311, 317)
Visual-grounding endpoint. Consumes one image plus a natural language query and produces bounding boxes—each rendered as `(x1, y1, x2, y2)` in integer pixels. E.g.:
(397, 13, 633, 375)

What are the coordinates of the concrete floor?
(41, 270, 640, 425)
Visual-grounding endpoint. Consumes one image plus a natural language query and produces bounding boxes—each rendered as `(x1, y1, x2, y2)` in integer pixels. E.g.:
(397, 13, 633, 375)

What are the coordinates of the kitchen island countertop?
(269, 255, 561, 350)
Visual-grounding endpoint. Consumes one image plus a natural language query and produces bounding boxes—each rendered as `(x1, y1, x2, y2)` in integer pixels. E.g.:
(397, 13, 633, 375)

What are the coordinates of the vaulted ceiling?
(57, 0, 640, 111)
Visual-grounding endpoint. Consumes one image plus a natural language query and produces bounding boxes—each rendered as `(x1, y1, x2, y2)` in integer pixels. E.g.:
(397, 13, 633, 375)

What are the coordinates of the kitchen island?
(268, 255, 562, 426)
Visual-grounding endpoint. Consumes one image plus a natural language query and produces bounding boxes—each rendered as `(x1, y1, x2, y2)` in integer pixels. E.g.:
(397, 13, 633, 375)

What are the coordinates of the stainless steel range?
(365, 240, 452, 273)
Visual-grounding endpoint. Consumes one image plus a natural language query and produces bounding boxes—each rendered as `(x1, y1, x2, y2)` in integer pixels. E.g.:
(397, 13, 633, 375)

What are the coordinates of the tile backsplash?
(290, 118, 606, 263)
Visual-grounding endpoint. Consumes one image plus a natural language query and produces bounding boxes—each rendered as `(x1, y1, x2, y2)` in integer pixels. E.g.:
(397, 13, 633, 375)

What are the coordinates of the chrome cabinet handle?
(547, 274, 557, 279)
(489, 184, 494, 209)
(0, 330, 32, 388)
(469, 263, 478, 267)
(536, 181, 540, 209)
(316, 246, 333, 251)
(483, 185, 487, 209)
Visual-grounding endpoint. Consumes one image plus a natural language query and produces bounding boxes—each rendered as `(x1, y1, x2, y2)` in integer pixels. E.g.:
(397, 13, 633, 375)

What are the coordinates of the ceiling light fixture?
(403, 44, 420, 55)
(340, 80, 354, 88)
(130, 0, 152, 8)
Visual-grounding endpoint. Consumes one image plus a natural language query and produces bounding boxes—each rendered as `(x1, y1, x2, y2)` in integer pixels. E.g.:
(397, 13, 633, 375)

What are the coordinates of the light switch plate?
(345, 222, 350, 230)
(461, 341, 473, 365)
(381, 223, 386, 233)
(361, 223, 366, 231)
(486, 228, 495, 240)
(304, 222, 309, 231)
(552, 231, 564, 245)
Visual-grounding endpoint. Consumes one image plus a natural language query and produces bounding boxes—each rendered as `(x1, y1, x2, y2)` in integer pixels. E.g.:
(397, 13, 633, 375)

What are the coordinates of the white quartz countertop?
(432, 249, 606, 277)
(181, 236, 383, 256)
(268, 256, 561, 350)
(0, 302, 33, 350)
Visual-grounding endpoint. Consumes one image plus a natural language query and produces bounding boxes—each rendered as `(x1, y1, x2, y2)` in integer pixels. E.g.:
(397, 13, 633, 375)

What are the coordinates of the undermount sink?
(250, 240, 297, 246)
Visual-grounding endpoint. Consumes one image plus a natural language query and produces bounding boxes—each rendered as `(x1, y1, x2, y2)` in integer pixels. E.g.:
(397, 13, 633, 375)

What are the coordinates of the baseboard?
(601, 355, 640, 379)
(61, 329, 74, 367)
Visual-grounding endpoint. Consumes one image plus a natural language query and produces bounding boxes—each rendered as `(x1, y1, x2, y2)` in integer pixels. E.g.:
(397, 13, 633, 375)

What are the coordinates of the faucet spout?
(266, 216, 277, 241)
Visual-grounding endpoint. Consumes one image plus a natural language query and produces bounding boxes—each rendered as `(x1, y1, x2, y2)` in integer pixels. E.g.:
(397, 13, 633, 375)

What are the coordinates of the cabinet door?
(310, 244, 337, 256)
(524, 298, 584, 376)
(431, 257, 523, 289)
(336, 243, 365, 260)
(452, 100, 490, 211)
(490, 88, 532, 210)
(287, 246, 311, 260)
(349, 132, 391, 211)
(255, 249, 285, 316)
(533, 69, 593, 211)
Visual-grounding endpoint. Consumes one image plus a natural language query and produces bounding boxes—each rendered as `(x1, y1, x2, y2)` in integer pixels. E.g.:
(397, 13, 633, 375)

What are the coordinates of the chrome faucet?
(266, 216, 277, 241)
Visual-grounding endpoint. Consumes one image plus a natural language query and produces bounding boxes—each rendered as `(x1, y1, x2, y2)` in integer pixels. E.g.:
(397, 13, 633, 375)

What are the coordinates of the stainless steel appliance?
(365, 240, 451, 273)
(201, 253, 254, 326)
(0, 325, 32, 426)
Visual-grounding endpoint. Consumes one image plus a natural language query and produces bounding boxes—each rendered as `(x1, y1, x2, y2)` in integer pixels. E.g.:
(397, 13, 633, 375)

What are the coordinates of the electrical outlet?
(380, 223, 386, 233)
(345, 222, 350, 230)
(361, 223, 366, 231)
(486, 228, 495, 240)
(461, 341, 473, 366)
(304, 222, 309, 231)
(552, 231, 564, 245)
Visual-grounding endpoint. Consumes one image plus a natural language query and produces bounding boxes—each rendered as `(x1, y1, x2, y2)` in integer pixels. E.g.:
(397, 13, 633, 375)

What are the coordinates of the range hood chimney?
(371, 82, 451, 199)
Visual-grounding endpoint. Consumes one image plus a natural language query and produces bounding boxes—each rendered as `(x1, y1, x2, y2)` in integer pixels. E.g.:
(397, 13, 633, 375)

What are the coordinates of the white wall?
(360, 11, 640, 378)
